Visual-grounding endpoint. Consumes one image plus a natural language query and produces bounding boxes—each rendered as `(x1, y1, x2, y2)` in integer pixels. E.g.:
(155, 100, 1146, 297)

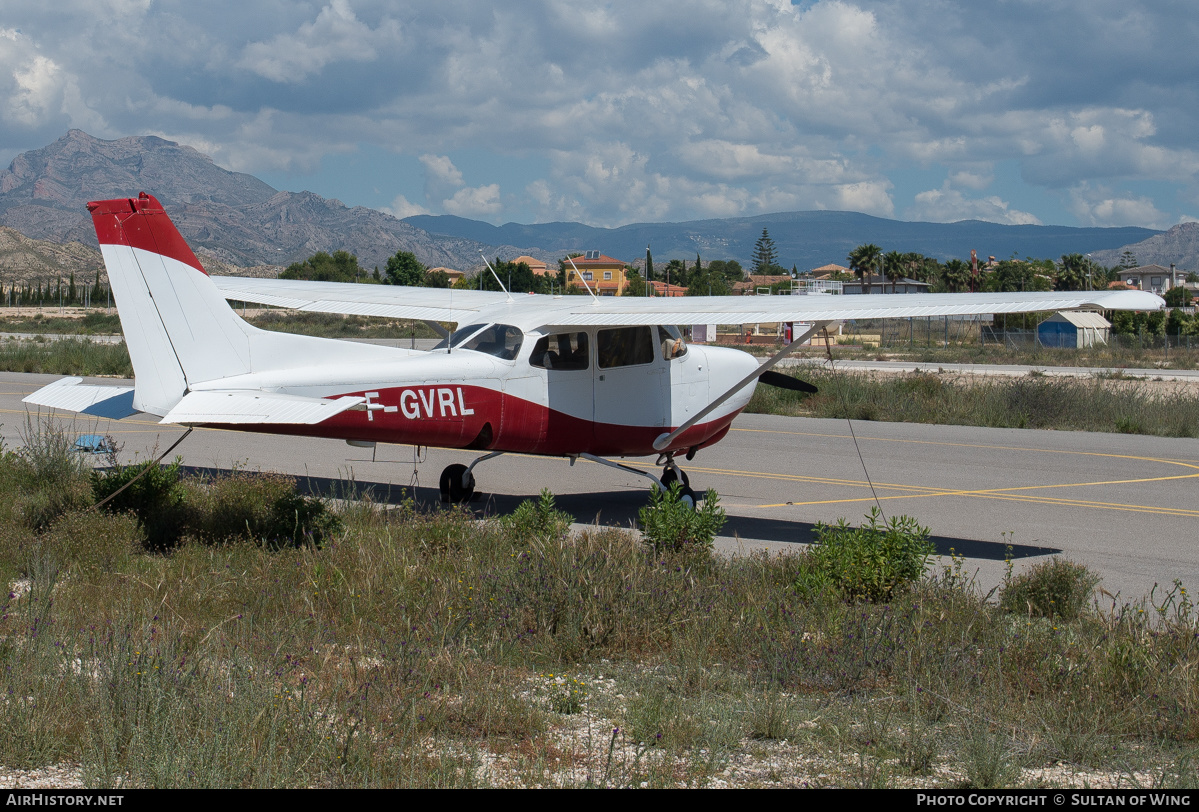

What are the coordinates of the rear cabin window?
(597, 326, 655, 369)
(530, 332, 589, 370)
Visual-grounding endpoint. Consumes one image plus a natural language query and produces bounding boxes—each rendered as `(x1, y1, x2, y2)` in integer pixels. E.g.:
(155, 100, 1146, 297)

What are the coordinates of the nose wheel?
(439, 463, 475, 504)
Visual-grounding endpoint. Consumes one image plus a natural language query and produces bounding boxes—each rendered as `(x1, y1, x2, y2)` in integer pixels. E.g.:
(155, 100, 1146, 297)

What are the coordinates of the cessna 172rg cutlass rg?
(25, 194, 1165, 505)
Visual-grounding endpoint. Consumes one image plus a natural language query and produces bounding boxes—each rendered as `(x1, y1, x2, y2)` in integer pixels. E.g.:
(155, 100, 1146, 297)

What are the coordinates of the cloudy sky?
(1, 0, 1196, 229)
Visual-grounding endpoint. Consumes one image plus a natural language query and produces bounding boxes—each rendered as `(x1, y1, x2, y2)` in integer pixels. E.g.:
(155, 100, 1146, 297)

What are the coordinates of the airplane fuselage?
(194, 329, 761, 457)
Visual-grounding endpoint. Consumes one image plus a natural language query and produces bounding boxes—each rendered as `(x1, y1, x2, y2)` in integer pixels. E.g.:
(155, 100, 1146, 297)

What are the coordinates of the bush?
(184, 471, 340, 548)
(798, 507, 933, 603)
(91, 459, 187, 550)
(261, 489, 340, 548)
(638, 484, 726, 555)
(999, 557, 1100, 620)
(502, 489, 572, 542)
(92, 464, 340, 549)
(5, 415, 94, 531)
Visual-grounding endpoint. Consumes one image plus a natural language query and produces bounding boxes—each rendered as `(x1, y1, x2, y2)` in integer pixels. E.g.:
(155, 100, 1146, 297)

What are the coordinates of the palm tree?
(848, 244, 882, 294)
(941, 259, 970, 292)
(1056, 253, 1093, 291)
(883, 250, 905, 293)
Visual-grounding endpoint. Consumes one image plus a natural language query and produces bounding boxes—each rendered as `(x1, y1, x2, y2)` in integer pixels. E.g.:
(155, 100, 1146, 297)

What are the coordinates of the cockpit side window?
(434, 322, 488, 351)
(530, 332, 589, 370)
(597, 326, 654, 368)
(458, 323, 523, 360)
(658, 325, 688, 361)
(435, 323, 523, 360)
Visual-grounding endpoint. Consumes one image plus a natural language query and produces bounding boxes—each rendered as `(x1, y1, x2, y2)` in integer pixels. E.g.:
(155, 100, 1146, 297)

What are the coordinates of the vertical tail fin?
(89, 193, 253, 414)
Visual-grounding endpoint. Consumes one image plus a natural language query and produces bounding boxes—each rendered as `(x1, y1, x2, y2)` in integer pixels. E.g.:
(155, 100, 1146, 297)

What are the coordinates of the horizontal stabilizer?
(160, 391, 365, 426)
(23, 378, 139, 419)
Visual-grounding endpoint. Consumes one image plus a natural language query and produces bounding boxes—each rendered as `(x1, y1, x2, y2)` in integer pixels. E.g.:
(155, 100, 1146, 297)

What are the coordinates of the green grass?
(0, 308, 444, 340)
(749, 368, 1199, 437)
(0, 337, 133, 376)
(2, 418, 1199, 787)
(244, 310, 444, 340)
(0, 311, 123, 335)
(0, 309, 444, 376)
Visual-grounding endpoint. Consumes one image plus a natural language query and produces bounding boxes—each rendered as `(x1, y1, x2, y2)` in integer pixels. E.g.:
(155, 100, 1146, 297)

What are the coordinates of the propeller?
(758, 369, 818, 394)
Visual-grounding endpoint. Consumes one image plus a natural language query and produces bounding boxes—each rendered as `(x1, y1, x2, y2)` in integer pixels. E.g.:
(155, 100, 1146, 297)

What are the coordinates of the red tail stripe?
(87, 192, 207, 276)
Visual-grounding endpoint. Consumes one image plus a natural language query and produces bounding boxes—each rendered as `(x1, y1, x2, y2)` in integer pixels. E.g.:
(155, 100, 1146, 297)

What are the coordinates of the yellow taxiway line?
(7, 403, 1197, 519)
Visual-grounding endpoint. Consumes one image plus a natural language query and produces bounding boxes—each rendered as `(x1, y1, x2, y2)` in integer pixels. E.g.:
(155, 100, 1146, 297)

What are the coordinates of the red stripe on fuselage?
(201, 383, 738, 457)
(88, 193, 207, 275)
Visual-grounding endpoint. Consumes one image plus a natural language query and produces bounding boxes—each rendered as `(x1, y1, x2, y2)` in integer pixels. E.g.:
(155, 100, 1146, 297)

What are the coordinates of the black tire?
(439, 463, 475, 503)
(679, 487, 697, 510)
(660, 467, 690, 490)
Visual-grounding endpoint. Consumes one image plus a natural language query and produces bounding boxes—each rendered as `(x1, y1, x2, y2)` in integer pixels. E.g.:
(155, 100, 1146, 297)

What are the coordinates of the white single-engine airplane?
(25, 193, 1165, 505)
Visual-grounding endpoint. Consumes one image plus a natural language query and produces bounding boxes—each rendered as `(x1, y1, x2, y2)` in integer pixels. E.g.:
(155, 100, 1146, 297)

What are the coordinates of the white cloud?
(1, 1, 1198, 227)
(948, 167, 993, 191)
(443, 184, 501, 219)
(9, 54, 63, 126)
(383, 193, 428, 218)
(237, 1, 401, 83)
(0, 26, 108, 136)
(419, 154, 464, 188)
(833, 181, 896, 218)
(907, 183, 1041, 226)
(1068, 182, 1171, 229)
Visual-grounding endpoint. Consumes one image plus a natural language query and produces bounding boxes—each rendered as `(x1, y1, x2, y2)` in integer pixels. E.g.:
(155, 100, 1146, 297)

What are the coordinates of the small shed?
(1037, 311, 1111, 348)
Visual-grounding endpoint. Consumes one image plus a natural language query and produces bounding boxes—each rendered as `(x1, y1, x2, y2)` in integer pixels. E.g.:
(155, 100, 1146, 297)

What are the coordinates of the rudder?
(89, 193, 254, 414)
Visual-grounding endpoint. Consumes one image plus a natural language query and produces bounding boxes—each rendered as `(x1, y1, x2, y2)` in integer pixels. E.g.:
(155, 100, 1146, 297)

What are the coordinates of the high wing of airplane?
(25, 193, 1165, 506)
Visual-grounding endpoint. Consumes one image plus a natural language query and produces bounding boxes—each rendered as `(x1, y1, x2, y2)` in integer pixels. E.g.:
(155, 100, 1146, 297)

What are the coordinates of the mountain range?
(405, 213, 1160, 270)
(0, 130, 1182, 277)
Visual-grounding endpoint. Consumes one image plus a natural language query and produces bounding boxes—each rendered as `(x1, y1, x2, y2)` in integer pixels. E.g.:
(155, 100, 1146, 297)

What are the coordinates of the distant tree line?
(1, 271, 109, 307)
(281, 250, 451, 288)
(842, 243, 1141, 294)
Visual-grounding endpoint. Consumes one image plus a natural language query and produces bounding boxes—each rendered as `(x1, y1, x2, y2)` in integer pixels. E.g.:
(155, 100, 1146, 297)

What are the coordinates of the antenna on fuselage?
(566, 256, 601, 306)
(480, 254, 513, 303)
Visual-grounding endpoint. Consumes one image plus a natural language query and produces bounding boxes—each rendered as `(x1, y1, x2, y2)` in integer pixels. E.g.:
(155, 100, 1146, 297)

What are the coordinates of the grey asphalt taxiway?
(2, 370, 1195, 602)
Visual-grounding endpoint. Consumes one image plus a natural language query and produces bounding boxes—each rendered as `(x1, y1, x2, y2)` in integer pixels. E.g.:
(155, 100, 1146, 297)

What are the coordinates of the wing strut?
(480, 254, 514, 303)
(652, 320, 833, 452)
(566, 257, 601, 305)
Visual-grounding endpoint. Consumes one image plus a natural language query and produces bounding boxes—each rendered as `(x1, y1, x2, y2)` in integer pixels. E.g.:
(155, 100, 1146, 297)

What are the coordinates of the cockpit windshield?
(434, 323, 523, 361)
(658, 325, 688, 360)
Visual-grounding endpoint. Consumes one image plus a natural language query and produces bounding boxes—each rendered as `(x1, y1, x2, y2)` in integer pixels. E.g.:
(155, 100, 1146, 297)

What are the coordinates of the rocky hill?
(0, 226, 103, 282)
(1089, 222, 1199, 272)
(0, 130, 520, 270)
(0, 226, 282, 285)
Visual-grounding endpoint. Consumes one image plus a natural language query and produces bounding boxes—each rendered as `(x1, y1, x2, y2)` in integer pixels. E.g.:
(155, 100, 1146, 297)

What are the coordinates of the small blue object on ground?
(75, 434, 115, 454)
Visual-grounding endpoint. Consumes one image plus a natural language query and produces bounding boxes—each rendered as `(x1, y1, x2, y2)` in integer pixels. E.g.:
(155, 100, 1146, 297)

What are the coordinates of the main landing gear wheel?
(659, 466, 697, 509)
(439, 463, 475, 504)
